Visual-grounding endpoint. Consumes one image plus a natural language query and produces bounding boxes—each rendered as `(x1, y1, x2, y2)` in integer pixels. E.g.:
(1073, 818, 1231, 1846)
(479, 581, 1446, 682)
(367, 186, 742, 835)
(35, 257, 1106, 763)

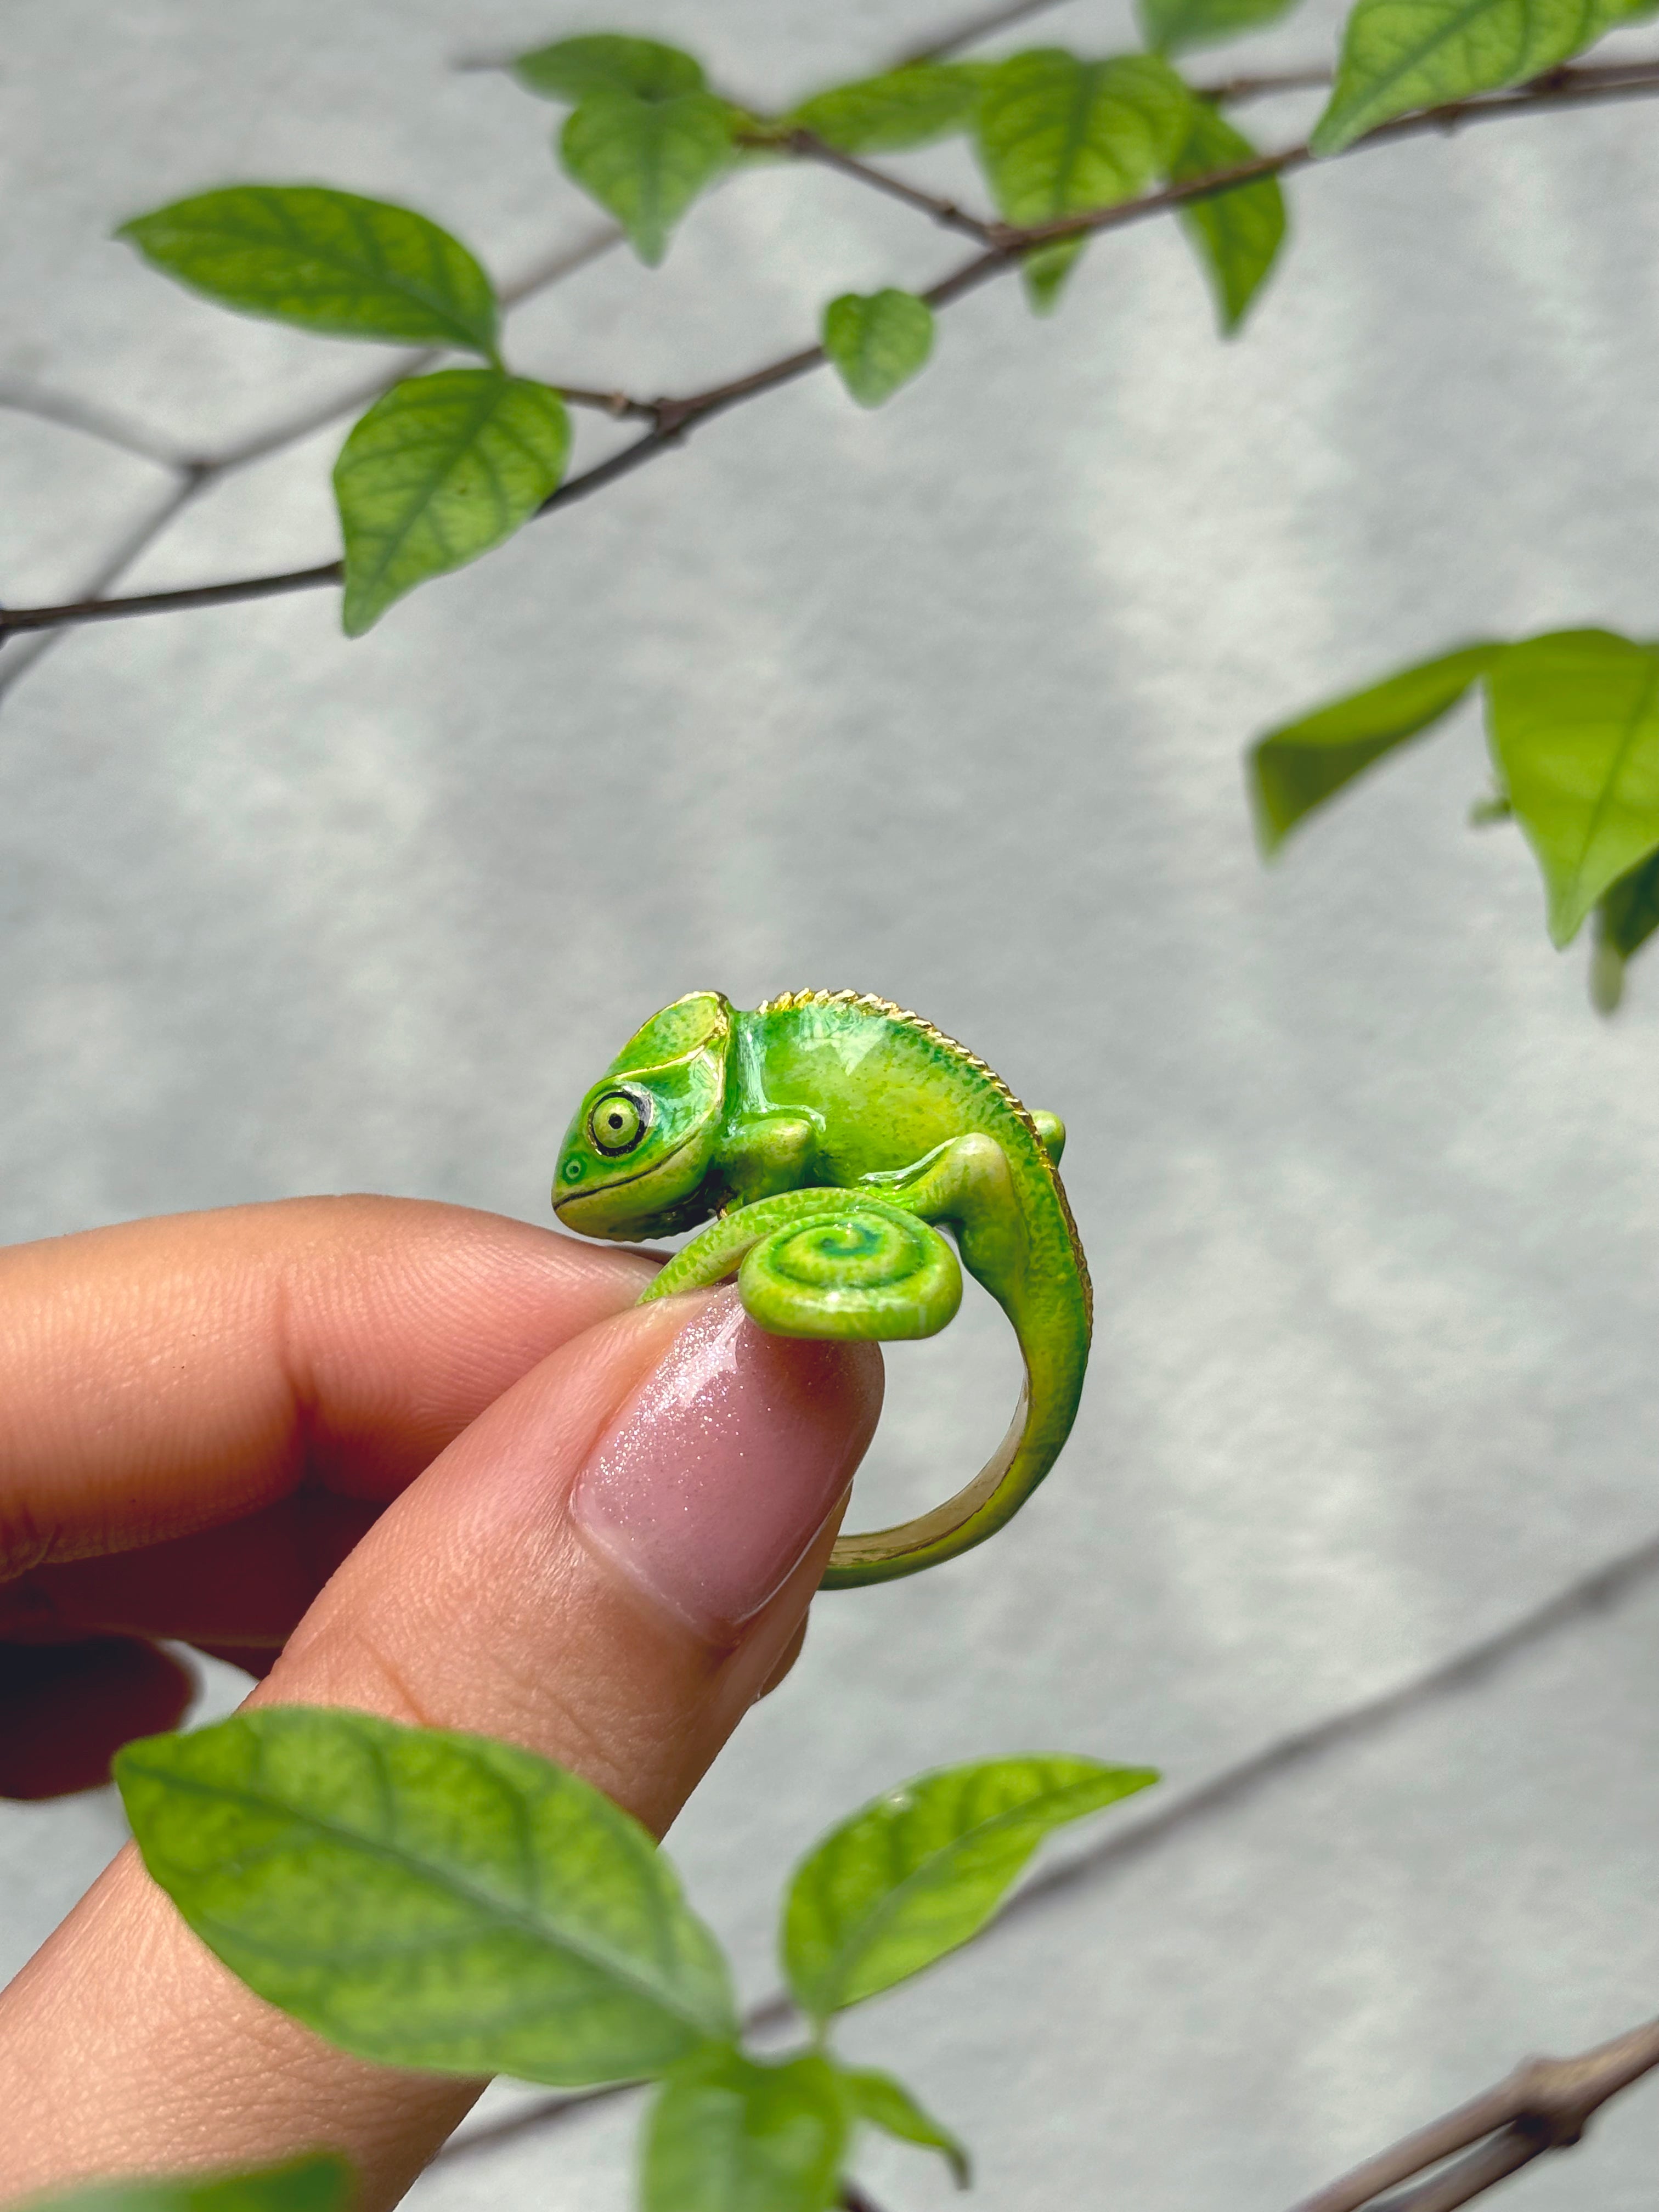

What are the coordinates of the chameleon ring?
(553, 989, 1091, 1587)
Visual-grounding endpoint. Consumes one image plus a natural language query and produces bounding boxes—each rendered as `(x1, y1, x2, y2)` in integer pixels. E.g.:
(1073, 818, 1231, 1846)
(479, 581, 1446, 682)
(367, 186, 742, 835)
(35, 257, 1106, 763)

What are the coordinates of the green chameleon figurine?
(553, 989, 1091, 1587)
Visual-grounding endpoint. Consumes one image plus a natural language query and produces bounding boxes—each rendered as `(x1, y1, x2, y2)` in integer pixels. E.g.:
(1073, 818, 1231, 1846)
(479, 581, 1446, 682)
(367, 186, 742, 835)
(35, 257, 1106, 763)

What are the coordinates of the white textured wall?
(6, 1, 1659, 2205)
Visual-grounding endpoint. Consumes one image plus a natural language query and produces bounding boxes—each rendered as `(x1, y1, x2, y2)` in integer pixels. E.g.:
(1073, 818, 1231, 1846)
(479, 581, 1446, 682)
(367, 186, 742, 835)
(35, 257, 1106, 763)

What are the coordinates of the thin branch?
(1195, 65, 1334, 103)
(0, 219, 628, 673)
(554, 384, 655, 419)
(1288, 2017, 1659, 2212)
(9, 52, 1657, 644)
(758, 127, 1001, 243)
(0, 471, 207, 697)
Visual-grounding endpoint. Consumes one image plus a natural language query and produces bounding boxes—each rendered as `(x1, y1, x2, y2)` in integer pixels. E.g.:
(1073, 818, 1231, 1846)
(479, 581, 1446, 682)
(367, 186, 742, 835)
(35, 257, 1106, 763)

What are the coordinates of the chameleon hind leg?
(860, 1130, 1030, 1296)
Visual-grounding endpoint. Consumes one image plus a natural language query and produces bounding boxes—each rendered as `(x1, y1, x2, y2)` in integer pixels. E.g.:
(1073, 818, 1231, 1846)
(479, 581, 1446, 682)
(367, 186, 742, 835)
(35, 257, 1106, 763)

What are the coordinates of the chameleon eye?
(588, 1087, 649, 1157)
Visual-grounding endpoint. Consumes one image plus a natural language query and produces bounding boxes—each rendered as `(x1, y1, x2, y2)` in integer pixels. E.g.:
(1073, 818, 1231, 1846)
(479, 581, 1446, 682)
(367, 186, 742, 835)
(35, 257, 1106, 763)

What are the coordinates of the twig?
(8, 52, 1658, 645)
(1194, 65, 1334, 103)
(1288, 2018, 1659, 2212)
(758, 127, 1002, 244)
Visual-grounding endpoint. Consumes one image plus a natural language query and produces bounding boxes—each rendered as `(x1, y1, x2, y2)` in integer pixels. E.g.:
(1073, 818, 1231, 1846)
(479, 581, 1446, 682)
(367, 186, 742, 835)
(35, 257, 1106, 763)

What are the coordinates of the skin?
(554, 989, 1093, 1584)
(0, 1198, 882, 2208)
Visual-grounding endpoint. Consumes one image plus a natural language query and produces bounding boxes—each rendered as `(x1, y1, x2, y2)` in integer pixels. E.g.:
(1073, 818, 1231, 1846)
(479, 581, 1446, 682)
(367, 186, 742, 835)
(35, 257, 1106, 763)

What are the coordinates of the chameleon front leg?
(720, 1113, 819, 1209)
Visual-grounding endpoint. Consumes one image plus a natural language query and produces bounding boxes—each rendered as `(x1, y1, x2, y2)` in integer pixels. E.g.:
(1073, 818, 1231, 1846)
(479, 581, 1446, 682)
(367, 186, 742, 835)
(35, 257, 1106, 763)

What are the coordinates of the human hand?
(0, 1196, 882, 2209)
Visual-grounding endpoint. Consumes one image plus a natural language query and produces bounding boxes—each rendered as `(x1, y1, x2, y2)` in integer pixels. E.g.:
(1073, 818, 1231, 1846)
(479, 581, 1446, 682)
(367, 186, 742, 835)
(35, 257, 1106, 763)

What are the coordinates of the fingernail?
(569, 1288, 880, 1637)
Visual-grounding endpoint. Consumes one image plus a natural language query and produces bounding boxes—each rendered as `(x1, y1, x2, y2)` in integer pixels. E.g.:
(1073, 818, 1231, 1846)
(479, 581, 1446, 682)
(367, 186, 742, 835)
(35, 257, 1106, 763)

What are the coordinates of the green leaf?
(333, 370, 569, 636)
(1591, 849, 1659, 1012)
(781, 1754, 1157, 2020)
(560, 88, 736, 263)
(1140, 0, 1307, 51)
(115, 1708, 735, 2084)
(1485, 629, 1659, 946)
(1250, 641, 1504, 852)
(20, 2158, 350, 2212)
(119, 188, 499, 358)
(1311, 0, 1623, 155)
(512, 33, 706, 103)
(1169, 104, 1286, 332)
(644, 2048, 848, 2212)
(841, 2067, 970, 2188)
(1598, 848, 1659, 960)
(975, 50, 1195, 311)
(823, 291, 935, 407)
(788, 63, 986, 151)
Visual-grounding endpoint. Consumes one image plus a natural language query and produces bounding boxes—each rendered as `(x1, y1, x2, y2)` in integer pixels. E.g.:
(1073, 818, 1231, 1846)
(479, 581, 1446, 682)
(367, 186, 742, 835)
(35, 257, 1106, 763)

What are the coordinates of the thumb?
(0, 1288, 882, 2211)
(269, 1282, 881, 1830)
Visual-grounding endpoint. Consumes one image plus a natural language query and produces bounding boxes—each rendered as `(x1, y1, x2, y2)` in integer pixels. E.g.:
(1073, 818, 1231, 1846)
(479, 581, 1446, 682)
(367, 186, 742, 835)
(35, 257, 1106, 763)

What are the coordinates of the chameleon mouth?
(553, 1130, 698, 1235)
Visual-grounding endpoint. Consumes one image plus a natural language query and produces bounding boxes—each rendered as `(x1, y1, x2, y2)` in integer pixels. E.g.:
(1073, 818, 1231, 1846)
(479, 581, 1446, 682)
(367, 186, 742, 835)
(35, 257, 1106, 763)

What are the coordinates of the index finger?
(0, 1195, 654, 1579)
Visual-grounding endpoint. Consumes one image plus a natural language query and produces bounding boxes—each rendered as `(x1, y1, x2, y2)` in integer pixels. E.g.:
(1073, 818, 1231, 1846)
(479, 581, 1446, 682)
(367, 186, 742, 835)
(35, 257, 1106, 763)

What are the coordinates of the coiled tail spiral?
(641, 1189, 961, 1341)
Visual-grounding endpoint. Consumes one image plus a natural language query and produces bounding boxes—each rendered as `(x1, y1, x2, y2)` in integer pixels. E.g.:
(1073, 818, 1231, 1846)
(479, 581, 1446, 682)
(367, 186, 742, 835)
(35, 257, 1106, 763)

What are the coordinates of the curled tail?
(640, 1184, 1087, 1587)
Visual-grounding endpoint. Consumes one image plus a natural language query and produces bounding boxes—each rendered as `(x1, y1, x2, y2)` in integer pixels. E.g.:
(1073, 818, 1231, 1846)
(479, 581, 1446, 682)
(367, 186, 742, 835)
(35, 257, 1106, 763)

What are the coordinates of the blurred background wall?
(6, 1, 1659, 2204)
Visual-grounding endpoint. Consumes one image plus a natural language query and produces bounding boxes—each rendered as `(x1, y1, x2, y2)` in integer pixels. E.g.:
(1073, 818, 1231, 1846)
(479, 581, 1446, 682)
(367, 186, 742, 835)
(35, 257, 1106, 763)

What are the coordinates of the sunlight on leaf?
(823, 291, 935, 407)
(333, 370, 569, 635)
(1168, 103, 1286, 332)
(644, 2048, 848, 2212)
(120, 188, 499, 357)
(976, 50, 1194, 311)
(1250, 641, 1503, 852)
(116, 1708, 735, 2083)
(781, 1754, 1156, 2020)
(1486, 628, 1659, 946)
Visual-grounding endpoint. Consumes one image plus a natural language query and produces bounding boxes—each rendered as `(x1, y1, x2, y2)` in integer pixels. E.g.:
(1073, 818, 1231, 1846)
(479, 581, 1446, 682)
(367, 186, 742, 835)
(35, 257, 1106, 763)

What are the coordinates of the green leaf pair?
(633, 37, 1285, 334)
(511, 35, 740, 266)
(120, 185, 572, 634)
(968, 50, 1286, 329)
(115, 1710, 1156, 2211)
(1251, 629, 1659, 1003)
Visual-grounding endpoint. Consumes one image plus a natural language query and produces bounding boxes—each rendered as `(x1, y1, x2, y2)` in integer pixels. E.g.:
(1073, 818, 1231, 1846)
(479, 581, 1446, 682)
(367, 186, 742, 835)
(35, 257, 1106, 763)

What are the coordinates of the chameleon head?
(552, 991, 734, 1240)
